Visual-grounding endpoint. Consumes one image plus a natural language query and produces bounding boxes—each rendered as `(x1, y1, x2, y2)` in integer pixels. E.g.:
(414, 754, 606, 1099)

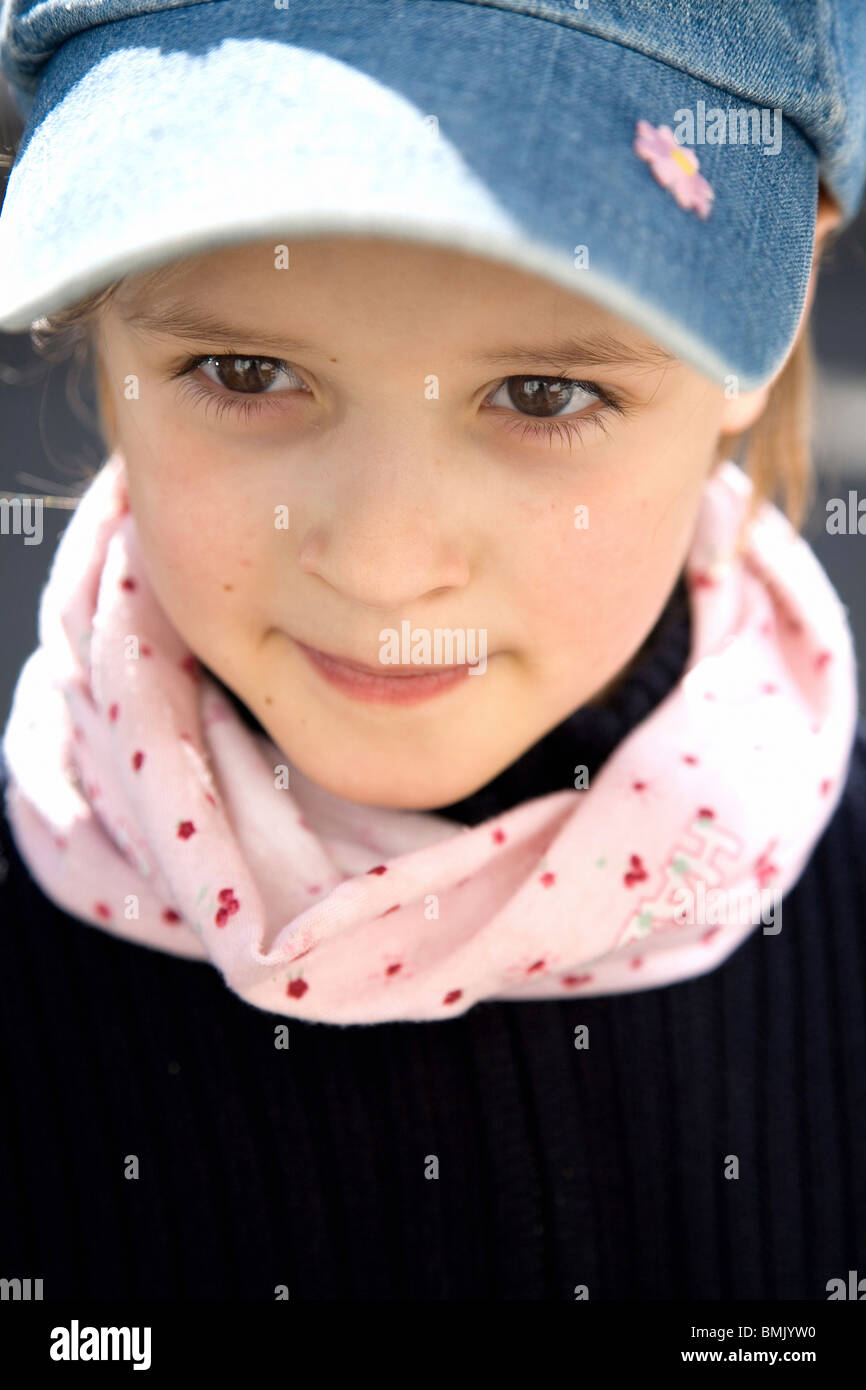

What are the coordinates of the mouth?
(293, 638, 477, 705)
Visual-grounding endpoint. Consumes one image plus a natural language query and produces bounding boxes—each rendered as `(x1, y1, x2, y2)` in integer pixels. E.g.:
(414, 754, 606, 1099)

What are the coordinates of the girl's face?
(96, 236, 732, 809)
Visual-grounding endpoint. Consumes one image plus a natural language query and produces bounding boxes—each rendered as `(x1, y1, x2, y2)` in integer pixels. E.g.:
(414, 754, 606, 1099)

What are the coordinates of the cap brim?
(0, 0, 817, 388)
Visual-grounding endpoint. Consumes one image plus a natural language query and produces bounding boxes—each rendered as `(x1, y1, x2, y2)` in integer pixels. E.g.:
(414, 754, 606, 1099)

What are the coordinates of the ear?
(718, 183, 842, 434)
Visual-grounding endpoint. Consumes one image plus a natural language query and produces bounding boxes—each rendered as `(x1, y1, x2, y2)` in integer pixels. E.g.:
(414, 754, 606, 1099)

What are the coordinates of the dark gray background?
(1, 81, 864, 727)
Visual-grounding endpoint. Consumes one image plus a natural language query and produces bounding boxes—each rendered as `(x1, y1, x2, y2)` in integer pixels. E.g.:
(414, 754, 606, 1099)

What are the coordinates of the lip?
(294, 638, 475, 705)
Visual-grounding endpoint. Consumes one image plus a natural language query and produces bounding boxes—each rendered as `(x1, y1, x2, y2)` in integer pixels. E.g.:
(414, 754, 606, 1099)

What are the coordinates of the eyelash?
(168, 353, 627, 443)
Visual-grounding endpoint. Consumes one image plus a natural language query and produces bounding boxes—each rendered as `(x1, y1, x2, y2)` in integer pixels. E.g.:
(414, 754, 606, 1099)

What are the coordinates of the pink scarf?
(1, 453, 858, 1024)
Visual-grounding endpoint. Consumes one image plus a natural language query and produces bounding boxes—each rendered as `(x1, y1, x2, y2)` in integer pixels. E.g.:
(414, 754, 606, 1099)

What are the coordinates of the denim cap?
(1, 1, 865, 390)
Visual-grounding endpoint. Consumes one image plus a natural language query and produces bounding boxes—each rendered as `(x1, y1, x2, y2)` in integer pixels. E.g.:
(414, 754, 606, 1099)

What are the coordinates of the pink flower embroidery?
(633, 121, 715, 219)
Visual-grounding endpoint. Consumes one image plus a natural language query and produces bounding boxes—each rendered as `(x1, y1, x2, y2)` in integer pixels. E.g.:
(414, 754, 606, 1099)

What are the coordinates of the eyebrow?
(471, 332, 676, 371)
(119, 301, 320, 358)
(119, 300, 676, 370)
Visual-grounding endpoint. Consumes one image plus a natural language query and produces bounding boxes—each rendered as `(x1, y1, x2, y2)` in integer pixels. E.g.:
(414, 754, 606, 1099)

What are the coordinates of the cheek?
(513, 452, 708, 660)
(121, 452, 266, 641)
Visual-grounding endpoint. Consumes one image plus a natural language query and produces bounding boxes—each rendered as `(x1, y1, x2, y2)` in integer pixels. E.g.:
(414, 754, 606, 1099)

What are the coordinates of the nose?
(296, 436, 471, 610)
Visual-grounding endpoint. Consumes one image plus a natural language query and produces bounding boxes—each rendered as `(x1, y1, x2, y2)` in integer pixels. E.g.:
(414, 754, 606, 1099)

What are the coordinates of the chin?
(287, 750, 489, 812)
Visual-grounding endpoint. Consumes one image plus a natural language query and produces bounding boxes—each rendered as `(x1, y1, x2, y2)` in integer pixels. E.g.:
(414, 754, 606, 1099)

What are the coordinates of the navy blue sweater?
(1, 575, 864, 1300)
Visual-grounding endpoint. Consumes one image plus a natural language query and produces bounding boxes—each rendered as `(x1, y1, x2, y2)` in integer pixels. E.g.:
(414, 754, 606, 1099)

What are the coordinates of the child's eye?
(170, 353, 310, 422)
(485, 375, 625, 446)
(169, 354, 625, 442)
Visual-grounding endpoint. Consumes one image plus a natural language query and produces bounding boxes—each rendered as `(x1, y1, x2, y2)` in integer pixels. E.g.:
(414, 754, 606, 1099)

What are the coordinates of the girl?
(0, 0, 864, 1301)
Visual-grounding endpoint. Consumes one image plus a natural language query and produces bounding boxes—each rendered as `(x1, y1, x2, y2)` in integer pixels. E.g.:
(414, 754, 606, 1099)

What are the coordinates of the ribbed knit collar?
(204, 572, 692, 825)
